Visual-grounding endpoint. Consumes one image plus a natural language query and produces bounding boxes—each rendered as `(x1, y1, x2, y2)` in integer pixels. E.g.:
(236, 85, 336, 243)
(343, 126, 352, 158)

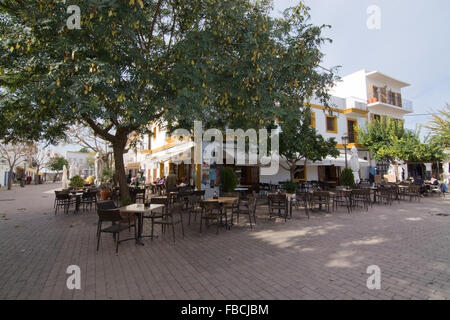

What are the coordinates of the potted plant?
(220, 167, 237, 193)
(340, 168, 355, 189)
(99, 168, 113, 200)
(69, 175, 85, 188)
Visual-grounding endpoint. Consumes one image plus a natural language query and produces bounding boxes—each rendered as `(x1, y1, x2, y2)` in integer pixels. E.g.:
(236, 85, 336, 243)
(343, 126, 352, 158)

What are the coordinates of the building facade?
(125, 69, 414, 191)
(66, 151, 95, 178)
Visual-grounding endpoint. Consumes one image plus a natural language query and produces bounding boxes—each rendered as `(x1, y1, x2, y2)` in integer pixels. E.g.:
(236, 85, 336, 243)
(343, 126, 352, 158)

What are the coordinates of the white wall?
(330, 70, 368, 101)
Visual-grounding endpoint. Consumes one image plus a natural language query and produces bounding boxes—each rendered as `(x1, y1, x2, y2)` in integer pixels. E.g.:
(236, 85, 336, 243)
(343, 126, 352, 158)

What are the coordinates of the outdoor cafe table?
(234, 187, 249, 199)
(203, 197, 238, 204)
(69, 192, 84, 213)
(120, 203, 165, 245)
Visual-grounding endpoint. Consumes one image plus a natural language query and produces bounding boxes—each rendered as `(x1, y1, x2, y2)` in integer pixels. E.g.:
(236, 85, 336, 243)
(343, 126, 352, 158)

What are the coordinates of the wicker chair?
(268, 193, 289, 221)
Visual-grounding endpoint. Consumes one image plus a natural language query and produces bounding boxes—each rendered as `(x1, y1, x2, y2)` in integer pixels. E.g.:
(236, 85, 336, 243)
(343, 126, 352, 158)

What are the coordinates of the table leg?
(136, 213, 145, 246)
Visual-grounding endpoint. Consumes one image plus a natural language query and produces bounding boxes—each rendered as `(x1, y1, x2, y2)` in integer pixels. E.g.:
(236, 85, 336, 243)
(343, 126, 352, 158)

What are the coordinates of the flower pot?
(100, 188, 111, 200)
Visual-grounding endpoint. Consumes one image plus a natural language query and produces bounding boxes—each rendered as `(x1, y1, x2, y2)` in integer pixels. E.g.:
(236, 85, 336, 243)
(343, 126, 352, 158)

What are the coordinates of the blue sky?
(273, 0, 450, 134)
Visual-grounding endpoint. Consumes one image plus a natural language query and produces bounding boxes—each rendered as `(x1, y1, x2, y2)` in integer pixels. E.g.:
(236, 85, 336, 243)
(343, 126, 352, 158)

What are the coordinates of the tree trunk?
(112, 140, 130, 202)
(7, 166, 13, 190)
(35, 166, 40, 185)
(289, 164, 295, 182)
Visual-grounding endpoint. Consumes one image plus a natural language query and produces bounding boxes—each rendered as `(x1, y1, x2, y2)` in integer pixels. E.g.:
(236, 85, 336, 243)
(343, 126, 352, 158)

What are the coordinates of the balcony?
(367, 93, 413, 116)
(342, 97, 369, 116)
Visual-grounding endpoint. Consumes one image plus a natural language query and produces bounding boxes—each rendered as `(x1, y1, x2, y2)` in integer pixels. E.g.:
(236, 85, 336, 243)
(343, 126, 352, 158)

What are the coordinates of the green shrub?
(282, 180, 298, 193)
(100, 168, 113, 189)
(220, 167, 237, 192)
(69, 175, 85, 188)
(340, 168, 355, 188)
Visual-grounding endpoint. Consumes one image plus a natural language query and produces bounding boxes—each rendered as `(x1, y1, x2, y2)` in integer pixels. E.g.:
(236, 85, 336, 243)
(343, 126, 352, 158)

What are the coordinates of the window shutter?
(380, 87, 387, 103)
(397, 93, 402, 107)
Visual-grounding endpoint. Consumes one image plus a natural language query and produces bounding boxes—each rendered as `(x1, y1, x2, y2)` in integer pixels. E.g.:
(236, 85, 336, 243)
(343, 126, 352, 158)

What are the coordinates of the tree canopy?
(279, 108, 339, 181)
(357, 117, 444, 163)
(426, 104, 450, 149)
(0, 0, 336, 198)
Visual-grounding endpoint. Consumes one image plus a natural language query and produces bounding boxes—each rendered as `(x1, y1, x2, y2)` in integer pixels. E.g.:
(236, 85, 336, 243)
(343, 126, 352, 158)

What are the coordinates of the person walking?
(166, 169, 177, 191)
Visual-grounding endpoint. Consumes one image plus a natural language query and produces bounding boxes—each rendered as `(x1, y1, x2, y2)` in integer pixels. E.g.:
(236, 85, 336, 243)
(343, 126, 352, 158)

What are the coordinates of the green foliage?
(69, 175, 85, 188)
(0, 0, 337, 200)
(340, 168, 354, 188)
(100, 168, 113, 189)
(282, 180, 298, 193)
(48, 156, 68, 172)
(426, 104, 450, 149)
(220, 167, 237, 193)
(79, 148, 89, 153)
(357, 117, 445, 163)
(279, 108, 340, 181)
(120, 197, 133, 207)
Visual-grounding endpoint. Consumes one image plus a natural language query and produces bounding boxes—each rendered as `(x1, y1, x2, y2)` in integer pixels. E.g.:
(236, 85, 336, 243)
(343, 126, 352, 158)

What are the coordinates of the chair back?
(97, 200, 117, 210)
(312, 191, 330, 198)
(194, 190, 206, 200)
(97, 208, 122, 222)
(201, 200, 222, 212)
(222, 192, 239, 197)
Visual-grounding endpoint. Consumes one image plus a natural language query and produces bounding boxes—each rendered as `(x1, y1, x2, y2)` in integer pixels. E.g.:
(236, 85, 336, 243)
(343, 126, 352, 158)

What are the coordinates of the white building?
(65, 151, 95, 178)
(126, 69, 414, 191)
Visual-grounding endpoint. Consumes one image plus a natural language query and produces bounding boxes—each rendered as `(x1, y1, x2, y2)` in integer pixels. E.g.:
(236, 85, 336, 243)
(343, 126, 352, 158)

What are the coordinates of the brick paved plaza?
(0, 183, 449, 300)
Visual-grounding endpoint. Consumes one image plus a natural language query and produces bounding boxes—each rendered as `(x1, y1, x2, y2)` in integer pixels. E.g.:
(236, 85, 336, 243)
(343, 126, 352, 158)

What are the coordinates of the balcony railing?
(402, 99, 413, 111)
(346, 96, 368, 111)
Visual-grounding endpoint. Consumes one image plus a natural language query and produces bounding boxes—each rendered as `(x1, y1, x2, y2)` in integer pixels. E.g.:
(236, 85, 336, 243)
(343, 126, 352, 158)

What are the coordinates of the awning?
(308, 156, 369, 167)
(125, 162, 141, 169)
(147, 141, 194, 164)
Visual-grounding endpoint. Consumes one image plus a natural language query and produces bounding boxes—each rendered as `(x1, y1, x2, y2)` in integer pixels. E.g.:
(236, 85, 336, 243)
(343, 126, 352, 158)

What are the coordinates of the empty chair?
(310, 191, 331, 213)
(186, 194, 203, 225)
(292, 192, 310, 219)
(405, 185, 421, 202)
(200, 201, 227, 234)
(54, 191, 75, 215)
(80, 189, 97, 211)
(351, 189, 371, 211)
(96, 204, 137, 253)
(234, 197, 257, 228)
(268, 194, 289, 221)
(151, 202, 184, 242)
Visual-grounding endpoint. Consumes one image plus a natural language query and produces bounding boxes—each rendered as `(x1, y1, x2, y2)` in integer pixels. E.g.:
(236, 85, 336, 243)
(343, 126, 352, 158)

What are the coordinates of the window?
(152, 127, 157, 141)
(372, 114, 381, 122)
(294, 166, 306, 182)
(326, 115, 337, 133)
(347, 119, 357, 143)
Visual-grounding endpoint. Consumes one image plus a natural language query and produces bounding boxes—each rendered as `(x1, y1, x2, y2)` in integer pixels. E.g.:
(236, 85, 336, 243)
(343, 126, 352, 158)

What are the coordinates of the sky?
(273, 0, 450, 134)
(54, 0, 450, 154)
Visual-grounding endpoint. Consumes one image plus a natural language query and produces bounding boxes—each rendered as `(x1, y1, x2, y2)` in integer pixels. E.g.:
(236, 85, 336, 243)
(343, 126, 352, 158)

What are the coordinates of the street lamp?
(341, 134, 349, 169)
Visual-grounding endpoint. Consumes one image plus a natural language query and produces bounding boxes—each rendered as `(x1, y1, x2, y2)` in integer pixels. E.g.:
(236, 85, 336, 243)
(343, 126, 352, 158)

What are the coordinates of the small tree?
(30, 146, 50, 184)
(220, 167, 237, 193)
(0, 141, 34, 190)
(279, 109, 340, 181)
(340, 168, 354, 188)
(48, 155, 69, 181)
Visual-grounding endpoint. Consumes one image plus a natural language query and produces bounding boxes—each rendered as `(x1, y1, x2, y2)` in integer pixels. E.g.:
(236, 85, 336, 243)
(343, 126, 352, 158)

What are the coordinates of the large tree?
(0, 0, 336, 199)
(279, 108, 339, 181)
(48, 155, 69, 181)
